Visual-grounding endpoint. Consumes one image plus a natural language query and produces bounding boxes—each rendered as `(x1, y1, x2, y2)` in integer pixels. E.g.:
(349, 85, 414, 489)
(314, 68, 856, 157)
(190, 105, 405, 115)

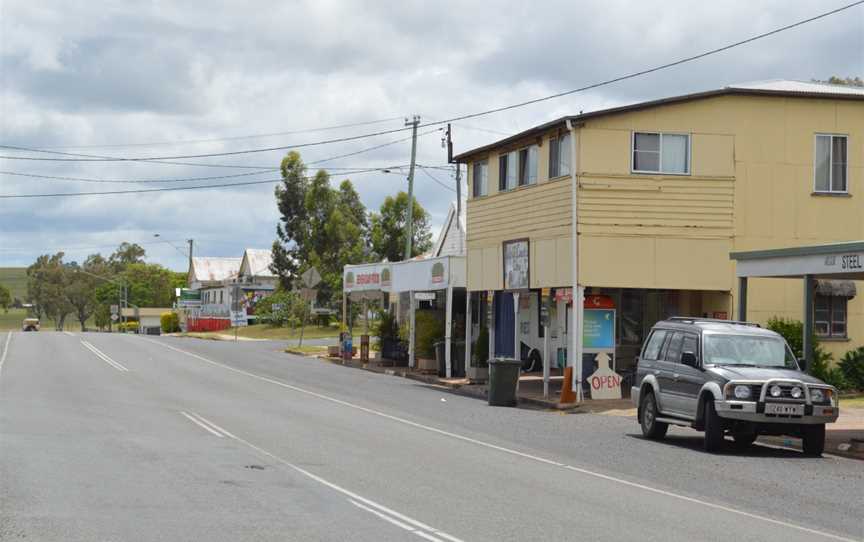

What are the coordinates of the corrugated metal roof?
(190, 257, 241, 282)
(454, 80, 864, 161)
(728, 79, 864, 96)
(241, 248, 274, 277)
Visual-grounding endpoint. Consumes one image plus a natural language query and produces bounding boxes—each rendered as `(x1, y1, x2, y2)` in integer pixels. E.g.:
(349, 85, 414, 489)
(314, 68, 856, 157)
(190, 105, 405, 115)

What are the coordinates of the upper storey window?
(632, 132, 690, 175)
(814, 134, 847, 193)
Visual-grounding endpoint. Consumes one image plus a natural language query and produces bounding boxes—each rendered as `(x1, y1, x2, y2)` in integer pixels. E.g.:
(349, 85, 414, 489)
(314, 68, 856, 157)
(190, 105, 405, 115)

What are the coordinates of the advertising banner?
(583, 309, 615, 351)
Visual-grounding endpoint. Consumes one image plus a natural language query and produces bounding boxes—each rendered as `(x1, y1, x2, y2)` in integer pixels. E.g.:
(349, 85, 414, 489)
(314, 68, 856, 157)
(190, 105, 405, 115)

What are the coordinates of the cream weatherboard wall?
(465, 93, 863, 358)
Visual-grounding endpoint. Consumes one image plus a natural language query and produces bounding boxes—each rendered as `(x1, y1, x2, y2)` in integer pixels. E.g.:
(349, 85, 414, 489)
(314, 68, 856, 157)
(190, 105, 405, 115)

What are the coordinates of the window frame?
(472, 160, 488, 197)
(498, 151, 518, 192)
(549, 133, 572, 179)
(517, 144, 538, 187)
(813, 133, 848, 194)
(814, 294, 848, 339)
(630, 131, 692, 176)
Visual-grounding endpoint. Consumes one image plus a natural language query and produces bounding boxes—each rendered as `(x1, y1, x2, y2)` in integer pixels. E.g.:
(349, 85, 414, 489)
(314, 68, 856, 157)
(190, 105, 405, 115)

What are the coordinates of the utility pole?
(403, 115, 420, 261)
(187, 239, 194, 278)
(445, 124, 461, 230)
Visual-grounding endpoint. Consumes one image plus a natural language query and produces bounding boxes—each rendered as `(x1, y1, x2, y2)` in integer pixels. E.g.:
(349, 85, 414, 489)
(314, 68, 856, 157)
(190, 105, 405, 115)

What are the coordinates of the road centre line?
(180, 411, 225, 437)
(80, 340, 129, 371)
(150, 339, 856, 542)
(188, 411, 464, 542)
(348, 499, 446, 542)
(0, 332, 11, 379)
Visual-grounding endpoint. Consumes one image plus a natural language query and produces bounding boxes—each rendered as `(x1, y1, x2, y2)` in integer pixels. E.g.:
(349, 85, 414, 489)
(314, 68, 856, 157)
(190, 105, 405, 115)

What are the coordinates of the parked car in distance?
(22, 318, 40, 332)
(632, 317, 839, 456)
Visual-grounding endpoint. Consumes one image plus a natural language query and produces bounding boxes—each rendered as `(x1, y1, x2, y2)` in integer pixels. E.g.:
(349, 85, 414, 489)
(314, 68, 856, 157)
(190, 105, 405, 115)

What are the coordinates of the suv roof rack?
(665, 317, 761, 328)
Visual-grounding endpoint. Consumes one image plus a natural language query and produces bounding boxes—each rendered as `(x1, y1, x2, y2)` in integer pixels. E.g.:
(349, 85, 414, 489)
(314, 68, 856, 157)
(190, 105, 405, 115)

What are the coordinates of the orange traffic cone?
(560, 367, 577, 404)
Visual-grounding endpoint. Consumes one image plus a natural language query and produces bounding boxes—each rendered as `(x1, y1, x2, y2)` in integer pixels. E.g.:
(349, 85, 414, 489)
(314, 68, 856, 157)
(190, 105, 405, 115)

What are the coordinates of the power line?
(38, 116, 405, 150)
(0, 2, 857, 167)
(418, 166, 456, 193)
(416, 0, 864, 127)
(0, 168, 387, 199)
(0, 168, 277, 184)
(0, 125, 414, 162)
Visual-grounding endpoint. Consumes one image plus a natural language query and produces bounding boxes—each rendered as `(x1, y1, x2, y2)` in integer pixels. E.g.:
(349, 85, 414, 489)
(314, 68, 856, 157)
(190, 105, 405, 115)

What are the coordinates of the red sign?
(584, 295, 614, 309)
(713, 311, 728, 320)
(356, 273, 380, 285)
(554, 288, 572, 303)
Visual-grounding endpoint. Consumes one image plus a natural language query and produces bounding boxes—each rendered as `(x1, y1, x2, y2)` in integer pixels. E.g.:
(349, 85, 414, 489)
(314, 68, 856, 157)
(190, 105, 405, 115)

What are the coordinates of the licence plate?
(765, 403, 803, 416)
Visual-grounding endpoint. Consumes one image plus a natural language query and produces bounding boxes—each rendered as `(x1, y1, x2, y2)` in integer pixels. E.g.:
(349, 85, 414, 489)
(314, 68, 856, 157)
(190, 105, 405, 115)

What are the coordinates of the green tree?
(122, 263, 177, 308)
(27, 253, 74, 330)
(109, 242, 146, 271)
(369, 191, 432, 262)
(272, 154, 370, 307)
(816, 75, 863, 87)
(0, 284, 11, 313)
(271, 152, 310, 290)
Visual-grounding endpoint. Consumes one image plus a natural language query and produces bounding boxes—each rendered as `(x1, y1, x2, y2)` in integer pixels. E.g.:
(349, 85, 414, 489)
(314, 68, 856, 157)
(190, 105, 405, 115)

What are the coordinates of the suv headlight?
(810, 388, 833, 404)
(733, 385, 751, 400)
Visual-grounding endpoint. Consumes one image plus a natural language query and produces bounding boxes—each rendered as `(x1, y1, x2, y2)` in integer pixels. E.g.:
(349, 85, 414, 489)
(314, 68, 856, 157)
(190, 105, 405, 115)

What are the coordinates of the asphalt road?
(1, 331, 861, 542)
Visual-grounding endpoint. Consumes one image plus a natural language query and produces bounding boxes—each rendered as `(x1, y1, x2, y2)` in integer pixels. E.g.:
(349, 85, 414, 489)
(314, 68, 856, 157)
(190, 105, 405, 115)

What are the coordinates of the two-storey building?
(454, 80, 863, 391)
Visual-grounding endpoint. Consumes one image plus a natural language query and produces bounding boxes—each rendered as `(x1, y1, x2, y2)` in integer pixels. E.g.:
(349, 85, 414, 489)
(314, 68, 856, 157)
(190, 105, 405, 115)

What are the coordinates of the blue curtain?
(494, 292, 515, 357)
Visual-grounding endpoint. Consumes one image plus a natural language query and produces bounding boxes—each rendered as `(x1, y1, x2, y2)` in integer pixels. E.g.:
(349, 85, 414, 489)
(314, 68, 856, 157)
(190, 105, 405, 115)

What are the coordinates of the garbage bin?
(487, 358, 521, 406)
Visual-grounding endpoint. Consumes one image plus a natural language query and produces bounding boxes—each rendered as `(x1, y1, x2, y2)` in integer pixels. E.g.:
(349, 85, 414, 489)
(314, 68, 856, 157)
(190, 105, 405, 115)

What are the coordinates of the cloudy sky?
(1, 0, 862, 270)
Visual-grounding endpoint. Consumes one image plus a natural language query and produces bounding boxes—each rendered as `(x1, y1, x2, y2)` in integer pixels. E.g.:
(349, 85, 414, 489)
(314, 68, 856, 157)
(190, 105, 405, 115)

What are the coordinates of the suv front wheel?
(802, 424, 825, 457)
(703, 398, 725, 453)
(640, 391, 668, 440)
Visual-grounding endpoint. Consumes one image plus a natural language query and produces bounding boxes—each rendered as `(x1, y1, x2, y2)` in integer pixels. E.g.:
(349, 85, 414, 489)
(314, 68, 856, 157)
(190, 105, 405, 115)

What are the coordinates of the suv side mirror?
(798, 358, 808, 373)
(681, 351, 699, 368)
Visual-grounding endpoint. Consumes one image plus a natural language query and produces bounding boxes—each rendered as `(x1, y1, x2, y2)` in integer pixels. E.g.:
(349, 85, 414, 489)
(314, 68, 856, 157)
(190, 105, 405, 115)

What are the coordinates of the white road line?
(180, 411, 225, 437)
(152, 340, 856, 542)
(63, 331, 75, 337)
(189, 411, 465, 542)
(349, 499, 445, 542)
(0, 332, 11, 379)
(80, 340, 129, 371)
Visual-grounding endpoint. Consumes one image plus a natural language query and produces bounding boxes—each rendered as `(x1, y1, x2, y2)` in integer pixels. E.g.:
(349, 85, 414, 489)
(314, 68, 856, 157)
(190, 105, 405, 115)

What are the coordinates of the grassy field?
(840, 394, 864, 409)
(0, 267, 28, 302)
(187, 323, 342, 341)
(0, 307, 96, 331)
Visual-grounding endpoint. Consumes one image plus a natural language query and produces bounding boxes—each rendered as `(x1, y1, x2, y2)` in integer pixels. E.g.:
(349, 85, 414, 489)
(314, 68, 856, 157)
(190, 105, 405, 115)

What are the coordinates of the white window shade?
(814, 135, 832, 191)
(661, 134, 688, 174)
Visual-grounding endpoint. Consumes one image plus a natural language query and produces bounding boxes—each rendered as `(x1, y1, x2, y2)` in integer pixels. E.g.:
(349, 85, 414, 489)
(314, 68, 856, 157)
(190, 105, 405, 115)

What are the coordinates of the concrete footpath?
(315, 353, 864, 459)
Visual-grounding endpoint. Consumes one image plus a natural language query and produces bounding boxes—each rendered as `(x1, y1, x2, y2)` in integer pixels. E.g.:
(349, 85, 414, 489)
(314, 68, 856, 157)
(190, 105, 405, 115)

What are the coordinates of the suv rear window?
(642, 330, 668, 360)
(663, 332, 684, 362)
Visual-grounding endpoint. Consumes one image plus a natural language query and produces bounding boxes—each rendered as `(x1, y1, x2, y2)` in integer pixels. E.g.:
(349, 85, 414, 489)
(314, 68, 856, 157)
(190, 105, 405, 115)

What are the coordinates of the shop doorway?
(494, 291, 514, 357)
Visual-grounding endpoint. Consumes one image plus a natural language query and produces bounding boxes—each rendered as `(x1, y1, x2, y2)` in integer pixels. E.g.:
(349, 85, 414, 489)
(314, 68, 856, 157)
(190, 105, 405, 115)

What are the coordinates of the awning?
(815, 279, 857, 298)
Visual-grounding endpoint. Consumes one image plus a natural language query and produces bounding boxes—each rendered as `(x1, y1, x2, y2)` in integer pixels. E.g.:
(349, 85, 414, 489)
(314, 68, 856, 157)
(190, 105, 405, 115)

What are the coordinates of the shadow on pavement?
(623, 433, 822, 459)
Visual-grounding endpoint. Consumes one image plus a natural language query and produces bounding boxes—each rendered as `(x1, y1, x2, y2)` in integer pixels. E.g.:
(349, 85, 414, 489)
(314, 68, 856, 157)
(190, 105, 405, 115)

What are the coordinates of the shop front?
(468, 284, 731, 397)
(343, 255, 467, 377)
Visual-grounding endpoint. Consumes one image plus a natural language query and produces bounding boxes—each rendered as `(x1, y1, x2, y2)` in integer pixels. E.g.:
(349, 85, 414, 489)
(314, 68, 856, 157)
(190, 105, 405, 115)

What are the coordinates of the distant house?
(187, 256, 242, 317)
(228, 249, 278, 316)
(184, 250, 277, 330)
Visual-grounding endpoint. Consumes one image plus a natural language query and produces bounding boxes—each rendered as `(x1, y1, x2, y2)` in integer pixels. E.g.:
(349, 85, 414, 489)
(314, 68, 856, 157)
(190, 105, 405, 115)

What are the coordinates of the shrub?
(473, 325, 489, 367)
(374, 310, 399, 342)
(766, 317, 833, 379)
(160, 312, 180, 333)
(398, 310, 444, 358)
(118, 321, 139, 333)
(838, 347, 864, 391)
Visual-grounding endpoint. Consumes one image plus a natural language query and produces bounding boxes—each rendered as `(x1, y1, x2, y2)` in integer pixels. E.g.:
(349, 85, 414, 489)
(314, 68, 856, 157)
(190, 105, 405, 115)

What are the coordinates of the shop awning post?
(465, 291, 472, 378)
(445, 285, 453, 378)
(408, 290, 416, 369)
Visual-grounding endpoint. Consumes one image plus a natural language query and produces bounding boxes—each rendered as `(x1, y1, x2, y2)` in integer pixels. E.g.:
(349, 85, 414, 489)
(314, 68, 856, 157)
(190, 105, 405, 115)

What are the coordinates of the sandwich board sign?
(588, 352, 622, 400)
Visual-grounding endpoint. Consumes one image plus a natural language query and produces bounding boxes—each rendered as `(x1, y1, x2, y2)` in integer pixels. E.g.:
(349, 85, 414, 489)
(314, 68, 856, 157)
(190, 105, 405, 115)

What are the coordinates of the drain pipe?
(566, 118, 583, 403)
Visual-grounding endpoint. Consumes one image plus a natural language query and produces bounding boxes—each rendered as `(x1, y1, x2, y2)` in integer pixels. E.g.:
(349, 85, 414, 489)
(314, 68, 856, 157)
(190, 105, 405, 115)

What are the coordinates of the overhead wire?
(2, 2, 859, 165)
(38, 116, 406, 149)
(418, 166, 457, 193)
